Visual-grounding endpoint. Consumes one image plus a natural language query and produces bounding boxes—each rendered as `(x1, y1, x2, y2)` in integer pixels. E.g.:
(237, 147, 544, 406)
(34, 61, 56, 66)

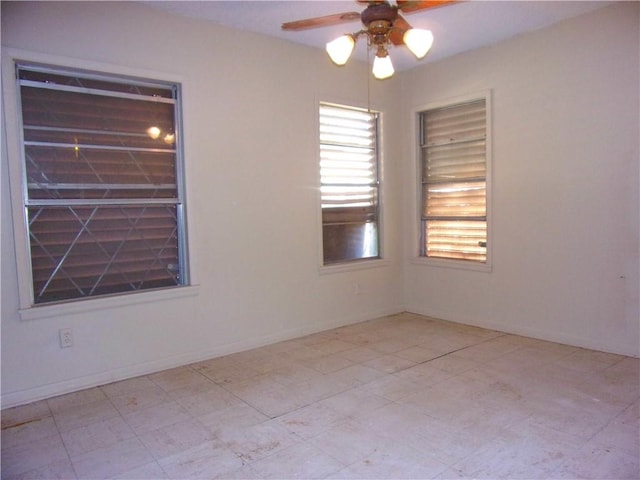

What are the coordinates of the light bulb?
(403, 28, 434, 59)
(146, 126, 161, 139)
(372, 52, 394, 80)
(163, 132, 175, 145)
(326, 35, 355, 66)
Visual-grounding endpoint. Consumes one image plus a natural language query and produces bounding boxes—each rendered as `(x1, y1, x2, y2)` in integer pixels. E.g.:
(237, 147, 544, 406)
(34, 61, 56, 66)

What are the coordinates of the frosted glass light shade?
(326, 35, 355, 66)
(403, 28, 434, 59)
(372, 53, 394, 80)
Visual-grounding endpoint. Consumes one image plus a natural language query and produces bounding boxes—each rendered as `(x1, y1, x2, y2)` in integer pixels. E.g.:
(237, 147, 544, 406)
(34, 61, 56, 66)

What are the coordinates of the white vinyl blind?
(420, 99, 487, 262)
(319, 103, 379, 264)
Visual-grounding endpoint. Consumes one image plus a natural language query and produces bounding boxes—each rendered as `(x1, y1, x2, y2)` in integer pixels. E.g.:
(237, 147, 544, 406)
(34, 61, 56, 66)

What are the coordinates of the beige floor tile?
(268, 363, 324, 386)
(1, 400, 51, 429)
(1, 414, 58, 450)
(174, 384, 243, 417)
(139, 418, 216, 460)
(226, 381, 304, 418)
(158, 440, 244, 479)
(451, 426, 575, 479)
(327, 441, 448, 479)
(2, 458, 77, 480)
(324, 364, 387, 386)
(217, 421, 301, 464)
(553, 347, 627, 373)
(393, 361, 454, 386)
(52, 398, 120, 433)
(273, 402, 348, 439)
(363, 354, 417, 374)
(60, 415, 135, 457)
(248, 441, 345, 479)
(197, 402, 269, 435)
(122, 400, 192, 435)
(318, 387, 390, 420)
(360, 374, 428, 401)
(394, 345, 447, 363)
(311, 339, 358, 355)
(109, 384, 172, 415)
(336, 345, 382, 363)
(551, 440, 640, 479)
(0, 434, 69, 478)
(113, 461, 168, 479)
(293, 374, 354, 406)
(586, 402, 640, 457)
(301, 353, 356, 374)
(149, 366, 212, 392)
(194, 361, 262, 386)
(308, 420, 396, 466)
(99, 375, 157, 398)
(71, 436, 154, 479)
(166, 377, 224, 400)
(47, 387, 107, 414)
(368, 338, 417, 354)
(448, 335, 521, 363)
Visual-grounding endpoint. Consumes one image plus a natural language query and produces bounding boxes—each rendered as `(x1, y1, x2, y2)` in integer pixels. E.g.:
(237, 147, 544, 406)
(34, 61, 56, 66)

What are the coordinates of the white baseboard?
(1, 305, 404, 409)
(405, 305, 640, 358)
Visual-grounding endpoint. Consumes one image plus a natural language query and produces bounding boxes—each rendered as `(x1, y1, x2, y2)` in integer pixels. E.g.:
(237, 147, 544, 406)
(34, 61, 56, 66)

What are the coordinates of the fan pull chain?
(367, 35, 372, 113)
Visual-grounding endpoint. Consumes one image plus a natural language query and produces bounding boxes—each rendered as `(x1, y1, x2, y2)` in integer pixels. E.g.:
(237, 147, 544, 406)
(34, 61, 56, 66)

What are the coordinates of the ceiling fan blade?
(390, 14, 411, 45)
(397, 0, 457, 13)
(281, 12, 361, 31)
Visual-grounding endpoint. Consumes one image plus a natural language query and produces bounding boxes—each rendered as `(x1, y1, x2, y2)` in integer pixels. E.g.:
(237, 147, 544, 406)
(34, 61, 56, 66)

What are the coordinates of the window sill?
(411, 256, 492, 273)
(19, 285, 200, 321)
(319, 258, 390, 275)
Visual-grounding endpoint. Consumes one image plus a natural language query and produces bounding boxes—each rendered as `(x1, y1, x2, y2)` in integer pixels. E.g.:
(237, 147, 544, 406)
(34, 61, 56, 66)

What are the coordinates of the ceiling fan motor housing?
(360, 3, 398, 28)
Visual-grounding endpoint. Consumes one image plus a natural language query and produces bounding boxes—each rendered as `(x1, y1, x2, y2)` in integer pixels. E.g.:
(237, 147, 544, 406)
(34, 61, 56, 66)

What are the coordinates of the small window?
(419, 97, 488, 263)
(15, 63, 188, 305)
(319, 103, 380, 265)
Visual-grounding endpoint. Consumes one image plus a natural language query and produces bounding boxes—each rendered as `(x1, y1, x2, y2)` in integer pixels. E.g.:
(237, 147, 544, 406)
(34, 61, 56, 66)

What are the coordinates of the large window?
(14, 63, 188, 305)
(319, 103, 380, 265)
(419, 97, 488, 263)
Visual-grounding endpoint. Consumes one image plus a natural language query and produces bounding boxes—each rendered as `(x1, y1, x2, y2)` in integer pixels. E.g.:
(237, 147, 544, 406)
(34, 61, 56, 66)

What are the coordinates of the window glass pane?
(423, 182, 486, 217)
(17, 63, 187, 305)
(422, 140, 486, 182)
(323, 222, 378, 265)
(29, 205, 180, 304)
(420, 98, 487, 262)
(320, 103, 380, 264)
(26, 145, 177, 200)
(425, 220, 486, 262)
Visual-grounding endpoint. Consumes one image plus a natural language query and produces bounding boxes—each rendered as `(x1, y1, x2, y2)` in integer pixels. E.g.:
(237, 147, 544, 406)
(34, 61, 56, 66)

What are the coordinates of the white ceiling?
(142, 1, 611, 71)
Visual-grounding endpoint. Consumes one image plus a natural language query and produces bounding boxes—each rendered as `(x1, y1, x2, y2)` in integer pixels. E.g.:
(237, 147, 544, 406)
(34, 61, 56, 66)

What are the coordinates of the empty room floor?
(2, 313, 638, 479)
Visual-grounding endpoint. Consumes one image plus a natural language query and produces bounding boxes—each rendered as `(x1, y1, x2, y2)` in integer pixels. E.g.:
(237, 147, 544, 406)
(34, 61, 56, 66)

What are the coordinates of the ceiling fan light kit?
(372, 47, 395, 79)
(326, 34, 356, 66)
(283, 1, 456, 80)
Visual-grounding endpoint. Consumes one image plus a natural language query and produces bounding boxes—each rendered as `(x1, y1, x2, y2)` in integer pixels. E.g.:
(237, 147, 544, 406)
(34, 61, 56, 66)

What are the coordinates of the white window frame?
(316, 99, 388, 274)
(412, 90, 492, 272)
(2, 48, 199, 320)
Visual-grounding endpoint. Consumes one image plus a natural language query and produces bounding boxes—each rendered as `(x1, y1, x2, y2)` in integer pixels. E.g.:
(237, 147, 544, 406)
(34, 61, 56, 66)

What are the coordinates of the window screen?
(319, 103, 380, 265)
(420, 99, 487, 262)
(16, 63, 188, 304)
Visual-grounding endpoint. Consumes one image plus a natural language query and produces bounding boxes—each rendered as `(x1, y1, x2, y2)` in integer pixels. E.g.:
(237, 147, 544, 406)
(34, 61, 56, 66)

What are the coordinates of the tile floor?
(1, 313, 638, 479)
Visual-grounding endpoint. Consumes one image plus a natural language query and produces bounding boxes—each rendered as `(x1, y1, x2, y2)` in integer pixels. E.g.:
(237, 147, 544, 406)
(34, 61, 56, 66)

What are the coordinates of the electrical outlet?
(59, 328, 73, 348)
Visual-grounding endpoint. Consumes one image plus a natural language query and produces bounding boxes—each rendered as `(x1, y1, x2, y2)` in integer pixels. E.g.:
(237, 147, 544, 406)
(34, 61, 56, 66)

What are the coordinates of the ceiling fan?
(282, 1, 457, 79)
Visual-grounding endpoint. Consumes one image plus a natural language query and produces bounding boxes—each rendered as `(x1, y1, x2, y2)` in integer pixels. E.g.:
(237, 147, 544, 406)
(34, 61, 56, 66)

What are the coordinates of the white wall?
(401, 2, 639, 357)
(1, 1, 404, 408)
(2, 1, 638, 409)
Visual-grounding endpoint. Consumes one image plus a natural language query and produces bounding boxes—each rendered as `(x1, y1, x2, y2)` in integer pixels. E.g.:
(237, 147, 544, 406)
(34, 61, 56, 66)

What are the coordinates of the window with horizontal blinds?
(319, 103, 380, 264)
(16, 63, 188, 304)
(420, 99, 487, 262)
